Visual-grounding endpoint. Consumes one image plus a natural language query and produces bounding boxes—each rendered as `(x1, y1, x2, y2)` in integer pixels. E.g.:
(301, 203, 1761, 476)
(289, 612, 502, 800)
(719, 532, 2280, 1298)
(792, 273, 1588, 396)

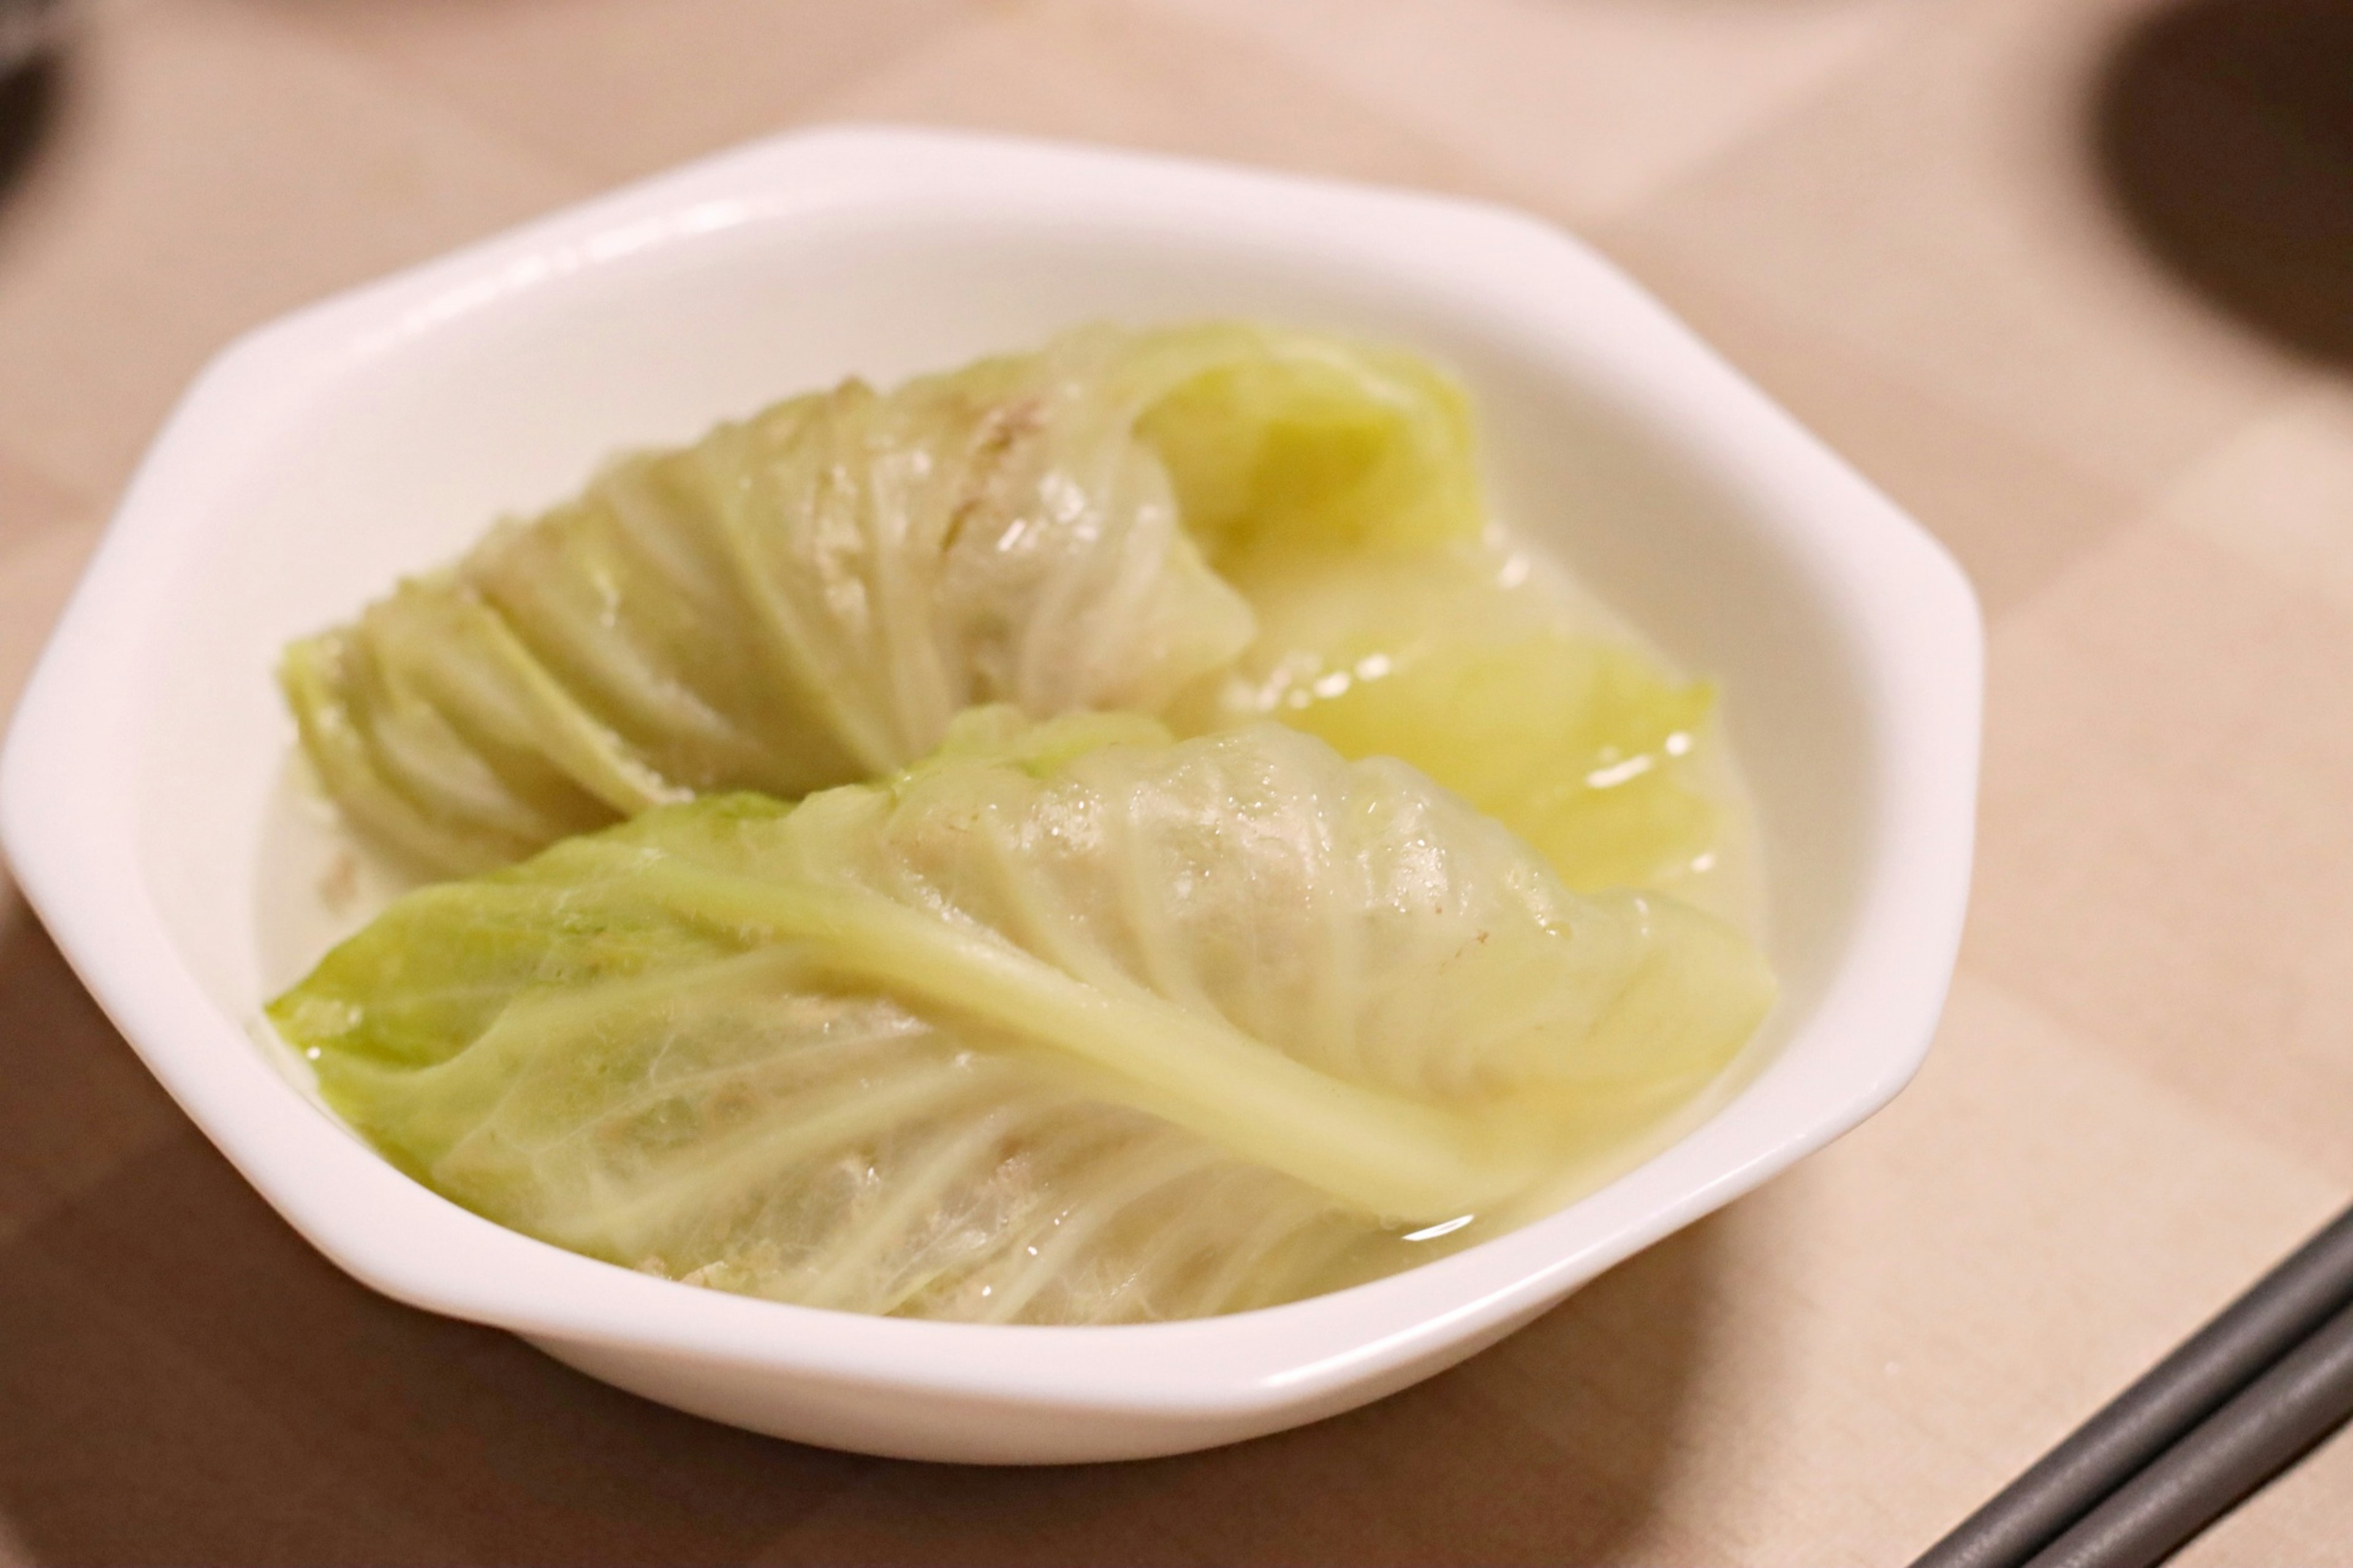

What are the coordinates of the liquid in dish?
(265, 322, 1774, 1324)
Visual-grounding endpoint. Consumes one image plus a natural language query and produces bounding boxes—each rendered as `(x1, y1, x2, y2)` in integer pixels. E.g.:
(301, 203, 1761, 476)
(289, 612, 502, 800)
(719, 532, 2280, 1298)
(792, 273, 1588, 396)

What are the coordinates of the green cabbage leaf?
(1175, 547, 1735, 906)
(270, 712, 1772, 1324)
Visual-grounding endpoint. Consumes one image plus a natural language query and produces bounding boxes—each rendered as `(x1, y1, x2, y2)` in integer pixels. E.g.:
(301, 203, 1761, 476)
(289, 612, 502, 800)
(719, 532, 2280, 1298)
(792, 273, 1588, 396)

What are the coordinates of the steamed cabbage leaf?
(1130, 336, 1744, 909)
(283, 323, 1482, 876)
(270, 711, 1772, 1324)
(1176, 547, 1738, 909)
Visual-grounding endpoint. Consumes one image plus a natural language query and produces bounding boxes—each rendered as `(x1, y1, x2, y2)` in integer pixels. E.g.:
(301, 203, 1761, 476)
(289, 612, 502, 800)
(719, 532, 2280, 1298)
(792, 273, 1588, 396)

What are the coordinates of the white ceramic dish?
(0, 126, 1980, 1464)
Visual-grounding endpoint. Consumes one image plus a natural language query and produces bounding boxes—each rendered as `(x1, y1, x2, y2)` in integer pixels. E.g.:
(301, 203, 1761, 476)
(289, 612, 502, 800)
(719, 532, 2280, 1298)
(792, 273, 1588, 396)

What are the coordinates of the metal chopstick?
(1909, 1202, 2353, 1568)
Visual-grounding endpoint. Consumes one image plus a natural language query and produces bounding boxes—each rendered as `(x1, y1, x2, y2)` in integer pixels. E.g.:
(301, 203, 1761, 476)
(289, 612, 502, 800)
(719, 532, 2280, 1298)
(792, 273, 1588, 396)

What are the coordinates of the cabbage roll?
(270, 711, 1773, 1324)
(282, 324, 1479, 876)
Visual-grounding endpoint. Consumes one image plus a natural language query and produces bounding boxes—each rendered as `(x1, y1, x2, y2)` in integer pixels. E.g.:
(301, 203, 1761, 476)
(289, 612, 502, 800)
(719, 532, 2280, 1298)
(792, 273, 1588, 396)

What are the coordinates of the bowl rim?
(0, 123, 1983, 1420)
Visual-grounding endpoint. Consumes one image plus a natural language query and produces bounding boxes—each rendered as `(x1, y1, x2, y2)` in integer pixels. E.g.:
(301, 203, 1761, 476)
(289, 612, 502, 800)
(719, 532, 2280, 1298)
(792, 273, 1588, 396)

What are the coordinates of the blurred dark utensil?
(0, 0, 67, 75)
(0, 0, 65, 214)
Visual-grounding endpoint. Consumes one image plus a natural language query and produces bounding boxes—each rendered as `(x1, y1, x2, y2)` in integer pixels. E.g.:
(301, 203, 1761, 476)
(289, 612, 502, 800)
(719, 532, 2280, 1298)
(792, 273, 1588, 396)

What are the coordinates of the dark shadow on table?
(2091, 0, 2353, 370)
(0, 903, 1722, 1566)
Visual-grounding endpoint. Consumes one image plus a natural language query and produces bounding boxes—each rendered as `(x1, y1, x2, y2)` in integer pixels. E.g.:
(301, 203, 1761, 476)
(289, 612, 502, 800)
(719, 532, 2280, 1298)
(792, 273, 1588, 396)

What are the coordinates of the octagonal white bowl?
(0, 126, 1980, 1464)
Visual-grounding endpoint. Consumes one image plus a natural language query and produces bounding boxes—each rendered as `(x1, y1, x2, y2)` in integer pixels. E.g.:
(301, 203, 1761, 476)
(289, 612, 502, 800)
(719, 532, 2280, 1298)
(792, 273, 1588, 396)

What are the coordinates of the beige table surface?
(4, 1, 2352, 1562)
